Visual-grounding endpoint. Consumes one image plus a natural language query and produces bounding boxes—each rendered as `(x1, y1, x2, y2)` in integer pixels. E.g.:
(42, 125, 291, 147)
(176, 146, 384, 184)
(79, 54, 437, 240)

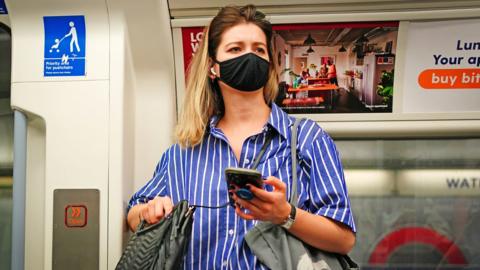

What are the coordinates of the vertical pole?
(12, 110, 27, 270)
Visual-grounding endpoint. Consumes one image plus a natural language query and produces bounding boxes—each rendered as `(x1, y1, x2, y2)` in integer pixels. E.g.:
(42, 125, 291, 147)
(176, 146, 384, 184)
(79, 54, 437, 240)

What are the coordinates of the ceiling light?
(306, 46, 315, 53)
(303, 33, 316, 46)
(339, 45, 346, 52)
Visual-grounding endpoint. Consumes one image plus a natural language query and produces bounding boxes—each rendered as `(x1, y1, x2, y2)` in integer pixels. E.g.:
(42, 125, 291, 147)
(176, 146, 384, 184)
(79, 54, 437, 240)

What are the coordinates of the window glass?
(336, 138, 480, 269)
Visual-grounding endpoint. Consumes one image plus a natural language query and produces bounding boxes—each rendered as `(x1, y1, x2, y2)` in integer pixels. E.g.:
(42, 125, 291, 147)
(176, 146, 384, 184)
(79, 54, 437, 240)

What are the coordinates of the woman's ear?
(209, 63, 218, 80)
(208, 58, 217, 80)
(208, 67, 216, 80)
(210, 67, 217, 76)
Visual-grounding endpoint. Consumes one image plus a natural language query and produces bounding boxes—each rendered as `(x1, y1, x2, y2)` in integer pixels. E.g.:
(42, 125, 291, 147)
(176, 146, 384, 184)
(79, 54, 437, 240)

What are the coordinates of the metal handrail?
(12, 110, 26, 270)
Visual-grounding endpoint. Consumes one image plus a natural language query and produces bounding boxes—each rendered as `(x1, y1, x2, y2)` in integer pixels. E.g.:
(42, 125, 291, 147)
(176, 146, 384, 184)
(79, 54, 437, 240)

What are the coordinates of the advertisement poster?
(272, 22, 398, 114)
(181, 27, 205, 74)
(181, 22, 399, 114)
(402, 19, 480, 113)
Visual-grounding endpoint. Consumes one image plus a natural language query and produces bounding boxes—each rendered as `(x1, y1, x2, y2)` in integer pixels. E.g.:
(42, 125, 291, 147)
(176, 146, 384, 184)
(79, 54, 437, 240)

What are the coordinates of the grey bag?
(245, 118, 358, 270)
(116, 200, 195, 270)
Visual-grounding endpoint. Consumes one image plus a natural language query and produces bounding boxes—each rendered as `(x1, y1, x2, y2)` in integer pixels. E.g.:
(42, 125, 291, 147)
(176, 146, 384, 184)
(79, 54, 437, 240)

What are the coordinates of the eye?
(228, 47, 241, 53)
(256, 47, 266, 54)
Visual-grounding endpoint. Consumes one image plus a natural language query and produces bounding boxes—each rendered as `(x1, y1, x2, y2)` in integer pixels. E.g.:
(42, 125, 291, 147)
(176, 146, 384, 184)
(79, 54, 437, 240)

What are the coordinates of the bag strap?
(289, 117, 359, 270)
(289, 117, 304, 206)
(251, 128, 275, 170)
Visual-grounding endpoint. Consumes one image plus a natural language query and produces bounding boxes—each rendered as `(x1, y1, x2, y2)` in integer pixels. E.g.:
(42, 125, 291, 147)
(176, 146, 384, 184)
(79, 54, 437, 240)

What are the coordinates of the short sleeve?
(302, 130, 356, 232)
(127, 152, 169, 212)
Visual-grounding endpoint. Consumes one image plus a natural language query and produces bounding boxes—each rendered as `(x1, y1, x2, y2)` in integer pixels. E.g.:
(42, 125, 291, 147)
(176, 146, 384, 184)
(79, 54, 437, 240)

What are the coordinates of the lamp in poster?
(181, 21, 399, 114)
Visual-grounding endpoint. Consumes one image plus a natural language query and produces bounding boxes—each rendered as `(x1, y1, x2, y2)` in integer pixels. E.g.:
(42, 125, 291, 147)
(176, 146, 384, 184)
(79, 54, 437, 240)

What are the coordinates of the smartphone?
(225, 167, 263, 203)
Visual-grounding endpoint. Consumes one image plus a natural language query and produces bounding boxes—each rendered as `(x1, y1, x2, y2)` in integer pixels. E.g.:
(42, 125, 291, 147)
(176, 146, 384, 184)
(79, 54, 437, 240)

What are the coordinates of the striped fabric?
(128, 103, 356, 270)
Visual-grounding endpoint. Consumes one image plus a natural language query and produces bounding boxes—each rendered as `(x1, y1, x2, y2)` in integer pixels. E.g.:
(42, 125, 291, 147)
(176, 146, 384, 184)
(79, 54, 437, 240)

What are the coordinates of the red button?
(65, 205, 87, 228)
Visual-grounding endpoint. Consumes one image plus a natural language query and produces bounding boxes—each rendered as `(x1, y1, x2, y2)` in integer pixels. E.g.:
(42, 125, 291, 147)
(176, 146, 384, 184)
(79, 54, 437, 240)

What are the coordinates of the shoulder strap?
(251, 129, 275, 170)
(289, 117, 304, 206)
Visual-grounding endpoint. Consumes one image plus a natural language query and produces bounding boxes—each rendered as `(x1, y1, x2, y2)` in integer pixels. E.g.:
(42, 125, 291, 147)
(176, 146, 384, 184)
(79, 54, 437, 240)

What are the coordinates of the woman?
(127, 5, 355, 269)
(320, 63, 328, 78)
(301, 67, 311, 80)
(327, 60, 338, 86)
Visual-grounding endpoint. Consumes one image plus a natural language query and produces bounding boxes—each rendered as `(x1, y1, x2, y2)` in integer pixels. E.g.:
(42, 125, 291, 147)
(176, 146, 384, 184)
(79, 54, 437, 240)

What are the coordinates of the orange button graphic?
(418, 68, 480, 89)
(65, 205, 87, 228)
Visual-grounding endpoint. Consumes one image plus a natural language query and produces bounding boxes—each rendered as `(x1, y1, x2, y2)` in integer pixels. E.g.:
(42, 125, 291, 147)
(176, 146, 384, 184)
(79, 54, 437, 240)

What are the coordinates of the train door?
(0, 15, 12, 270)
(6, 0, 177, 269)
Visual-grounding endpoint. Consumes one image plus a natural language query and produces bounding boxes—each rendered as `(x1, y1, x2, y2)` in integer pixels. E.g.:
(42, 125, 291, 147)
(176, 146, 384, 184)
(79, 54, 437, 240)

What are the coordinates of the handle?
(12, 110, 27, 270)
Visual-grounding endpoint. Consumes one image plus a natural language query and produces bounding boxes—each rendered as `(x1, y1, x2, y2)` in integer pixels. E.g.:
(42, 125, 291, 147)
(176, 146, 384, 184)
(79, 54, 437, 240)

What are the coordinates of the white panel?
(117, 0, 177, 192)
(344, 169, 395, 196)
(397, 169, 480, 196)
(319, 120, 480, 138)
(24, 115, 45, 270)
(402, 19, 480, 113)
(346, 169, 480, 197)
(173, 27, 185, 118)
(172, 9, 480, 27)
(11, 81, 109, 270)
(6, 0, 109, 82)
(168, 0, 480, 18)
(105, 9, 130, 269)
(0, 15, 9, 27)
(7, 1, 111, 268)
(106, 0, 177, 268)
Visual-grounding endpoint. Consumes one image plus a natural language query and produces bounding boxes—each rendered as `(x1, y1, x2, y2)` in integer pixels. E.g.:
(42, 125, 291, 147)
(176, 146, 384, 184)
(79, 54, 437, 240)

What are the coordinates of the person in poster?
(327, 60, 338, 86)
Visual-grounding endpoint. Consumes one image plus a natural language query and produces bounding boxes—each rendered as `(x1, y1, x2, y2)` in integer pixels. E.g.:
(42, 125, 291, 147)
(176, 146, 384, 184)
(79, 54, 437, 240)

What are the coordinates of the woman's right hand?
(127, 196, 173, 231)
(140, 196, 174, 224)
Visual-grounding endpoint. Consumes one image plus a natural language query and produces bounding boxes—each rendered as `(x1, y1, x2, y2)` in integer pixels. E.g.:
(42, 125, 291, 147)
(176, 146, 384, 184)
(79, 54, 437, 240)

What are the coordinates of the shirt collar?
(208, 103, 292, 140)
(266, 103, 292, 140)
(208, 115, 224, 139)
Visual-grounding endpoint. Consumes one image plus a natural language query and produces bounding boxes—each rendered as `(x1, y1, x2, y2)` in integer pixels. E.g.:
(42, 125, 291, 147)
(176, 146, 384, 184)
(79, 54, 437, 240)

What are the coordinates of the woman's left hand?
(232, 176, 291, 224)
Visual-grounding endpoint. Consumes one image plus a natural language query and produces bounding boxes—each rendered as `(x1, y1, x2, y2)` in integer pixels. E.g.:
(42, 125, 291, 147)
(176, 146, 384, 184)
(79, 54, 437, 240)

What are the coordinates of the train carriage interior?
(0, 0, 480, 269)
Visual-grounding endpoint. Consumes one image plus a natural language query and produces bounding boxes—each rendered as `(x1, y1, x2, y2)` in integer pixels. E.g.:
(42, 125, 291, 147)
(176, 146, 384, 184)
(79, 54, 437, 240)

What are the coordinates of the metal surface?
(168, 0, 480, 18)
(11, 110, 26, 270)
(52, 189, 99, 270)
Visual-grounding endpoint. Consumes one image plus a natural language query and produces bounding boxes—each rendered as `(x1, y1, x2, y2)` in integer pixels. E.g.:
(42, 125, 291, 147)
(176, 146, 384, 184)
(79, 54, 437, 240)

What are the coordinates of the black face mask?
(215, 53, 270, 92)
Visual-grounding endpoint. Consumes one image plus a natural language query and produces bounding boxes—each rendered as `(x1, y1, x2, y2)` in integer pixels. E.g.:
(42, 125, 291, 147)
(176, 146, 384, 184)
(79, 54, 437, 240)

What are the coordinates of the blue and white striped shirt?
(128, 103, 356, 270)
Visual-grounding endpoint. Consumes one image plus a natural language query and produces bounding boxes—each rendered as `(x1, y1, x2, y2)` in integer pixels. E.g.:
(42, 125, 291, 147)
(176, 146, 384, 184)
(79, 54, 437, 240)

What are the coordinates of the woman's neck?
(218, 85, 270, 131)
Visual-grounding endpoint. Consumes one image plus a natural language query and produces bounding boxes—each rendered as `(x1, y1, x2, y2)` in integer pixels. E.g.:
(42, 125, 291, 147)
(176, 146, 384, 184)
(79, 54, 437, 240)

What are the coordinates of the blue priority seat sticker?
(43, 15, 86, 77)
(0, 0, 7, 14)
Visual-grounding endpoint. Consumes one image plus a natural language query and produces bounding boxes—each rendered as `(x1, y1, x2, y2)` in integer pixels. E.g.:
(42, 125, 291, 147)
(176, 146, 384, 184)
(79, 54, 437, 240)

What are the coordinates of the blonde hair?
(175, 5, 279, 148)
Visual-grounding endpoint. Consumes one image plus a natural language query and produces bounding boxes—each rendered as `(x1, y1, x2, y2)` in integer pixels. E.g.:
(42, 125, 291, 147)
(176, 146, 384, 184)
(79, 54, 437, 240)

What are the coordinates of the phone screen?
(225, 167, 263, 203)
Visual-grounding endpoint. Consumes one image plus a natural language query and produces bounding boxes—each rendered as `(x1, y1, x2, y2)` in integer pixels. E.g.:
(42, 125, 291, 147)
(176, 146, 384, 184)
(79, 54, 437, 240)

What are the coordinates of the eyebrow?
(224, 41, 267, 47)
